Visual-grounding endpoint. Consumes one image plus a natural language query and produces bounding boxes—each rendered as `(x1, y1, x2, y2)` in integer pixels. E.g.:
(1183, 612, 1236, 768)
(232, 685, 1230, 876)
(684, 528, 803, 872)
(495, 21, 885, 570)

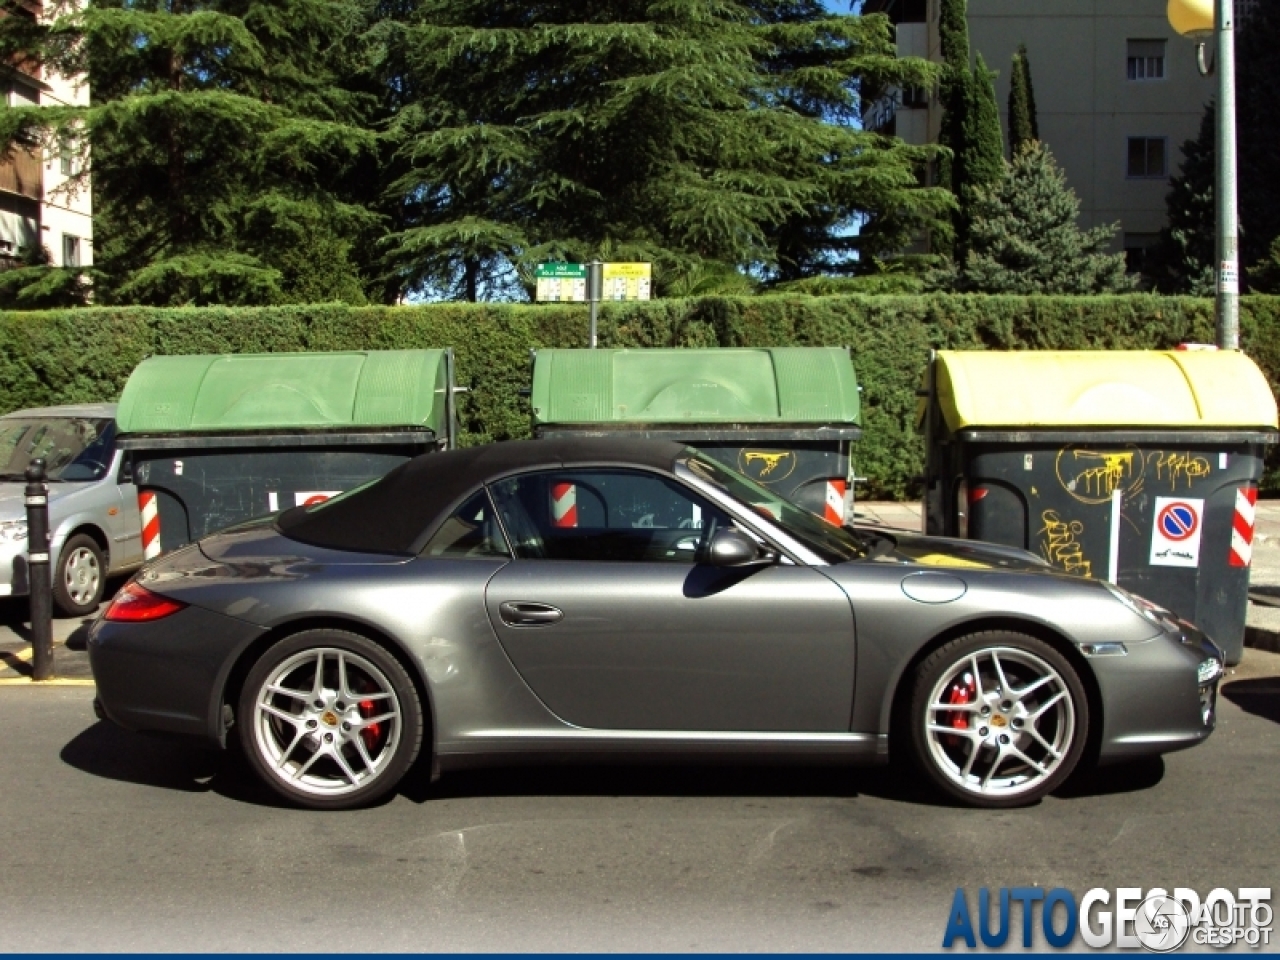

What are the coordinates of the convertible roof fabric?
(275, 437, 688, 555)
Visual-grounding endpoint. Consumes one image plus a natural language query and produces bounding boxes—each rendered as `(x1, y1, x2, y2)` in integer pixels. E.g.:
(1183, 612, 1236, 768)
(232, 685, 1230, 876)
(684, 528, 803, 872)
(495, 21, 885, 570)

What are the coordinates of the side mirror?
(704, 528, 775, 568)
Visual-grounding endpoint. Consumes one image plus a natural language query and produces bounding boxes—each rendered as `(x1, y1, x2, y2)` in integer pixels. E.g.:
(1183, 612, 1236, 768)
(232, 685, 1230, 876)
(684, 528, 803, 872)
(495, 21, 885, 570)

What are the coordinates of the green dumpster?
(117, 349, 456, 553)
(920, 349, 1279, 663)
(531, 347, 862, 523)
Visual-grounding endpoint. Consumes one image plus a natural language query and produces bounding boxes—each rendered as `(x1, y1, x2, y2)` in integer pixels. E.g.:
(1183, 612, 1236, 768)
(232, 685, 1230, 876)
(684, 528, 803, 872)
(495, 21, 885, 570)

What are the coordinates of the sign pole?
(587, 261, 603, 348)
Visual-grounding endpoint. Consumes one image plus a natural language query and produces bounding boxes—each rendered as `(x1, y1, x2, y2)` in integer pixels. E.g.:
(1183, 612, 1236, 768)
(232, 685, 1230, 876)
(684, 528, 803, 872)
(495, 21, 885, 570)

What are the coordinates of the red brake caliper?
(359, 699, 381, 749)
(944, 673, 976, 746)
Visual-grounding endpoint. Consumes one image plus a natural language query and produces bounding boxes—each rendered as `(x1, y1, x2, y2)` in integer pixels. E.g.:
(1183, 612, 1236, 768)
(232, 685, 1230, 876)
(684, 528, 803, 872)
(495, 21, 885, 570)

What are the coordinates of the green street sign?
(535, 262, 588, 302)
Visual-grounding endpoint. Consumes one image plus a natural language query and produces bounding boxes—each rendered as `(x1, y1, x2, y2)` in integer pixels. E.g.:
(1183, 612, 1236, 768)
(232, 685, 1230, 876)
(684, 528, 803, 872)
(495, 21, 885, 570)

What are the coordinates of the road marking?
(0, 677, 95, 686)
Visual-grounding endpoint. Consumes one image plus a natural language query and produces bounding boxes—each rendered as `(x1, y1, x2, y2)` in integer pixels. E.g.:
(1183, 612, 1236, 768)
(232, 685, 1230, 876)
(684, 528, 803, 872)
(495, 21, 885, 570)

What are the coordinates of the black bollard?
(24, 458, 53, 682)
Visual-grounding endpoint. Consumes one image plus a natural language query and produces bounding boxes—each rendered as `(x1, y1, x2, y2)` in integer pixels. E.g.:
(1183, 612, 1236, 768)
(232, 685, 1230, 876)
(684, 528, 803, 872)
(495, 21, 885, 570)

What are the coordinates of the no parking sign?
(1150, 496, 1204, 568)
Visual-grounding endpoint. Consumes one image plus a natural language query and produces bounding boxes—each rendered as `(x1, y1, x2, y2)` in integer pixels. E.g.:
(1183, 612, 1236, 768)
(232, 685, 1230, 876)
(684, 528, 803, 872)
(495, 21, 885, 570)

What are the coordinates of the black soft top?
(275, 437, 689, 555)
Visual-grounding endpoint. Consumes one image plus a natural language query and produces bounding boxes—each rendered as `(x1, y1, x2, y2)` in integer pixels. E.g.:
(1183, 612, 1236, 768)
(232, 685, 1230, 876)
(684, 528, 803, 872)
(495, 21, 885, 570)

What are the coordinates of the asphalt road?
(0, 655, 1276, 952)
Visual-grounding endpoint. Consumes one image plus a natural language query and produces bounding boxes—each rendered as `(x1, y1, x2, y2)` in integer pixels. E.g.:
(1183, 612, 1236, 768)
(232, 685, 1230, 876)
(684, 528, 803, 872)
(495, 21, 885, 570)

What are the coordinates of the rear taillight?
(104, 582, 187, 622)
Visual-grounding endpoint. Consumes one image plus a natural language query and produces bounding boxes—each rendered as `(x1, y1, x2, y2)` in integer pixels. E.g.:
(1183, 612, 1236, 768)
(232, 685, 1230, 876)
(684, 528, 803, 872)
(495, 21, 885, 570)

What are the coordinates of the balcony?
(0, 147, 42, 201)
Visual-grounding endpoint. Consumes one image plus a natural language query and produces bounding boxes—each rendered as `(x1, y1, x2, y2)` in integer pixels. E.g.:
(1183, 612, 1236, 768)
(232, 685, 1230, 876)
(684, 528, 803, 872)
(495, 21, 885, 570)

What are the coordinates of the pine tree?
(1144, 106, 1215, 295)
(961, 143, 1133, 294)
(0, 0, 381, 305)
(1008, 44, 1038, 156)
(378, 0, 949, 298)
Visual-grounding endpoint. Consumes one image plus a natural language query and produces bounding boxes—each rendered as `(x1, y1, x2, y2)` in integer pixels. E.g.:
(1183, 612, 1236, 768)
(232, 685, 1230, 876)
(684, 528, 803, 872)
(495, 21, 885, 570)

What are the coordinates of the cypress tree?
(380, 0, 950, 298)
(1008, 44, 1038, 156)
(934, 0, 971, 253)
(963, 55, 1005, 193)
(1236, 0, 1280, 272)
(1144, 106, 1215, 295)
(961, 142, 1132, 294)
(0, 0, 380, 306)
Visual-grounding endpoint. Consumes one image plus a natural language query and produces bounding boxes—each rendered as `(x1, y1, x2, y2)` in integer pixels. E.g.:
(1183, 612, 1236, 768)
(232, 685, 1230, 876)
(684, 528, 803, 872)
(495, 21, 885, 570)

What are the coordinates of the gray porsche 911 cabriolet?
(89, 438, 1223, 810)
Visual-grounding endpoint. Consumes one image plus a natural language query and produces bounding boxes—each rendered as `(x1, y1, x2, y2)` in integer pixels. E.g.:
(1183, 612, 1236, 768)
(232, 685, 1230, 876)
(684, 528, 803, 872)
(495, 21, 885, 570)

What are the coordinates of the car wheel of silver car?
(52, 533, 105, 618)
(908, 631, 1088, 808)
(238, 629, 424, 810)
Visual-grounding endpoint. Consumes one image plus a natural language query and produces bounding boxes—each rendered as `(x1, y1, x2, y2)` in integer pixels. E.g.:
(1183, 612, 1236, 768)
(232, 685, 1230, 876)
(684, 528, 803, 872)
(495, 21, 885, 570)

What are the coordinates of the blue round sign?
(1157, 502, 1198, 541)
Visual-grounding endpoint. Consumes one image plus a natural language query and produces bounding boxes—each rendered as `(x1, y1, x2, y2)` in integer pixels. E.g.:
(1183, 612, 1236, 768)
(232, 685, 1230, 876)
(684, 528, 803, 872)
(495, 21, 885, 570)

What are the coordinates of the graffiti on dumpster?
(1147, 451, 1211, 491)
(738, 450, 797, 484)
(1055, 446, 1145, 505)
(1039, 510, 1094, 578)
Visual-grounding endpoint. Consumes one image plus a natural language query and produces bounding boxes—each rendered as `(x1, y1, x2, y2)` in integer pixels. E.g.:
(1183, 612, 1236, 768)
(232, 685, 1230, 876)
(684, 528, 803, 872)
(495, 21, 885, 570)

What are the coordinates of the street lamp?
(1168, 0, 1239, 350)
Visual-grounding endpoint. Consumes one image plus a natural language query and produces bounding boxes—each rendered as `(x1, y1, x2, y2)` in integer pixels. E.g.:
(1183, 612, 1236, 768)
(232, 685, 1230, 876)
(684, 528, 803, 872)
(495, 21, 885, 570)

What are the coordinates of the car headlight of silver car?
(0, 520, 28, 544)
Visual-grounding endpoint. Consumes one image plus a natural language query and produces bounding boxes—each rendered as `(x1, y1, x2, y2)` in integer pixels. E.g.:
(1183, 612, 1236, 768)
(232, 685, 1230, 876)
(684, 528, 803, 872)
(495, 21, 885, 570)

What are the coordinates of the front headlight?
(1102, 581, 1177, 628)
(0, 520, 28, 544)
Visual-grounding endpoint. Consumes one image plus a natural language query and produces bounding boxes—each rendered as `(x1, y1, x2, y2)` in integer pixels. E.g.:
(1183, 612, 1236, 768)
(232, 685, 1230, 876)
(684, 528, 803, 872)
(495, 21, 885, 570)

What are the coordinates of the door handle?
(499, 601, 564, 627)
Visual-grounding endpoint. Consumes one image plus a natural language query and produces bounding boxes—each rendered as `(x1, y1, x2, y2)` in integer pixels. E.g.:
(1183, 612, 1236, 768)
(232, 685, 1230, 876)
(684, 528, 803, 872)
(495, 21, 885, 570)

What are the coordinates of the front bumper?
(88, 602, 266, 743)
(1091, 622, 1223, 761)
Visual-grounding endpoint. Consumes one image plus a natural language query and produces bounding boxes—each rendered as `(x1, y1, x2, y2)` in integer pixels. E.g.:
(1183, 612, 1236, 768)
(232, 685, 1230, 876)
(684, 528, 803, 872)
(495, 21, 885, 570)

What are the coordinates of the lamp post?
(1168, 0, 1238, 350)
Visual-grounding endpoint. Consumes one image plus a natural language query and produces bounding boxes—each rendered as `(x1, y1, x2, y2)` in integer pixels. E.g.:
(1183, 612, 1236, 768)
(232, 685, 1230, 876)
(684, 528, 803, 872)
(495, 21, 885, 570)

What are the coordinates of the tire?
(52, 533, 105, 618)
(238, 629, 424, 810)
(907, 631, 1089, 808)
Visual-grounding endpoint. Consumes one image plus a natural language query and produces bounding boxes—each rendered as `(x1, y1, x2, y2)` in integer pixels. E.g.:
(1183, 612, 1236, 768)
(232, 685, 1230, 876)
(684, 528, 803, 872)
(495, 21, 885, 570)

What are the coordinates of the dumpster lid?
(116, 350, 452, 437)
(932, 350, 1279, 433)
(531, 348, 860, 429)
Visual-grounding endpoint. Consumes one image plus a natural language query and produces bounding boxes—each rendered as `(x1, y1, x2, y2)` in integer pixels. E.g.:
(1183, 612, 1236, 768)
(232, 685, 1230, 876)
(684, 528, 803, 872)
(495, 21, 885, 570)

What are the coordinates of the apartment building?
(1, 0, 92, 271)
(864, 0, 1231, 265)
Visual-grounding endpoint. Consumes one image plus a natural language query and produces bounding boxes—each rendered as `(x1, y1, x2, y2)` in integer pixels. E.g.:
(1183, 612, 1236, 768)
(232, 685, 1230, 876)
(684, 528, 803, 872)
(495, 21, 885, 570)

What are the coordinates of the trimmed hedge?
(3, 295, 1276, 499)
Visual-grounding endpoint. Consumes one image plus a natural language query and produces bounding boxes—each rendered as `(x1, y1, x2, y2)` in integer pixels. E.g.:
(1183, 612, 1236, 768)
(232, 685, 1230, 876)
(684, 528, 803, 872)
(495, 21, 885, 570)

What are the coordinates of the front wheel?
(52, 533, 105, 617)
(908, 631, 1088, 808)
(238, 630, 424, 810)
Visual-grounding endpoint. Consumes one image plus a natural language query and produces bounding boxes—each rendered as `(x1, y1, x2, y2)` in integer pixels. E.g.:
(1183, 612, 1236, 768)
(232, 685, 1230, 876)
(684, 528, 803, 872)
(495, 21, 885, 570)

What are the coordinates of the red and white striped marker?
(823, 479, 847, 526)
(551, 482, 578, 528)
(1230, 486, 1257, 568)
(138, 490, 162, 560)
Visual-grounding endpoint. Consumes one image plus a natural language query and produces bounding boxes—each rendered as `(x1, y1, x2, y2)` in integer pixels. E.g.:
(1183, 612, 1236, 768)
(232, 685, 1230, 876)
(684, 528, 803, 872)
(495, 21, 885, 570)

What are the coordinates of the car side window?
(488, 469, 730, 563)
(421, 490, 511, 559)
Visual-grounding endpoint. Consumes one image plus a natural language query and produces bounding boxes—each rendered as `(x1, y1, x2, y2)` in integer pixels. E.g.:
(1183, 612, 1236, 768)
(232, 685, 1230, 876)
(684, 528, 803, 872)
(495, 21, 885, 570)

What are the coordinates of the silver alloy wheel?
(252, 647, 403, 798)
(923, 646, 1076, 799)
(62, 546, 101, 607)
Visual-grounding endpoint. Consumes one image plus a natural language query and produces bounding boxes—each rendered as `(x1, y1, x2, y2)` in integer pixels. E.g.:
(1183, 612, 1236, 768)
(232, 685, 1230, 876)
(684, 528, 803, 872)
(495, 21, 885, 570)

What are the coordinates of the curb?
(1245, 626, 1280, 655)
(0, 677, 95, 687)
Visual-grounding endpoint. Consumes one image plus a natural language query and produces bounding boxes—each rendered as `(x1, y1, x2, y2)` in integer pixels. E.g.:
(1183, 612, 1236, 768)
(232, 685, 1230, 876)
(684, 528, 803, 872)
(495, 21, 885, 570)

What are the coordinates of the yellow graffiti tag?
(743, 452, 792, 478)
(1039, 510, 1093, 578)
(1055, 447, 1145, 505)
(1148, 451, 1211, 490)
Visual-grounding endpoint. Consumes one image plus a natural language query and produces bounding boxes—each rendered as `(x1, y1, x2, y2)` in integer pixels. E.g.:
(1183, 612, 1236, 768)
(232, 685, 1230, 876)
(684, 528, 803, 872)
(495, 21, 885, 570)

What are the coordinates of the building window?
(901, 85, 929, 109)
(1124, 233, 1161, 273)
(59, 135, 75, 176)
(62, 234, 81, 268)
(1127, 40, 1166, 80)
(1127, 137, 1168, 178)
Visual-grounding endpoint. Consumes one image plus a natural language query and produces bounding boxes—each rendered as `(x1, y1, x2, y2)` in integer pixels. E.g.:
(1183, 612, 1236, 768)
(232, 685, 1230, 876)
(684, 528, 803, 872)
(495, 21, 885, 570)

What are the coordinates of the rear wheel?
(52, 533, 104, 617)
(238, 629, 423, 810)
(908, 631, 1088, 808)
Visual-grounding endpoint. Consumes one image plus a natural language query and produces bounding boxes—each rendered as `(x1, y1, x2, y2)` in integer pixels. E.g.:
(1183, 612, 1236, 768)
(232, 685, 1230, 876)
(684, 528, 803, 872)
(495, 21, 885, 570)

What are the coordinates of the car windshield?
(681, 451, 869, 562)
(0, 417, 115, 482)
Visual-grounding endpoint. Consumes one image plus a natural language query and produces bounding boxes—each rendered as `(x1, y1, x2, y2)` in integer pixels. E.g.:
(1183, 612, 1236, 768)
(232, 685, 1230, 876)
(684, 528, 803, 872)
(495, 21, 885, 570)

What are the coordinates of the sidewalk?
(0, 598, 98, 686)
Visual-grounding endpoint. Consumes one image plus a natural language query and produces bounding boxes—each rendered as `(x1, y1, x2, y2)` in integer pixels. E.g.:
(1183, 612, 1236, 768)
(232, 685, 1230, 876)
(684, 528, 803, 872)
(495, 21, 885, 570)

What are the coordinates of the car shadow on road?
(59, 720, 294, 808)
(61, 726, 1170, 811)
(1221, 677, 1280, 724)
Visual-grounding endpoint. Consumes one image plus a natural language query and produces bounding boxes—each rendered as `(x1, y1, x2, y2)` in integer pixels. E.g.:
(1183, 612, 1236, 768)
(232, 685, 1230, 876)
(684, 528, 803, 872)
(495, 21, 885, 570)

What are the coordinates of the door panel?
(484, 561, 855, 732)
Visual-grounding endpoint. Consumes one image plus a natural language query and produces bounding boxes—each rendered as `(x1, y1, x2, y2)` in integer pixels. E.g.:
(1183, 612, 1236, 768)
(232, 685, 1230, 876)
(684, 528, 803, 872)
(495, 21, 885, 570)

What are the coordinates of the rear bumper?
(1093, 624, 1223, 761)
(88, 603, 266, 743)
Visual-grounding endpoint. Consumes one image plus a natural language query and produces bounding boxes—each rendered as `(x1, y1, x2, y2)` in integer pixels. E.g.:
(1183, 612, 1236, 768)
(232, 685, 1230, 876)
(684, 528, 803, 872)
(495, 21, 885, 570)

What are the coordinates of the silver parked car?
(0, 404, 144, 616)
(89, 438, 1223, 811)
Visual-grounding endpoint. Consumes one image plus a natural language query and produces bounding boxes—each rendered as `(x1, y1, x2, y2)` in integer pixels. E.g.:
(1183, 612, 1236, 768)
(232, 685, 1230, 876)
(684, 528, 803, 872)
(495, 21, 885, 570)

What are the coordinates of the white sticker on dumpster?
(1150, 497, 1204, 568)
